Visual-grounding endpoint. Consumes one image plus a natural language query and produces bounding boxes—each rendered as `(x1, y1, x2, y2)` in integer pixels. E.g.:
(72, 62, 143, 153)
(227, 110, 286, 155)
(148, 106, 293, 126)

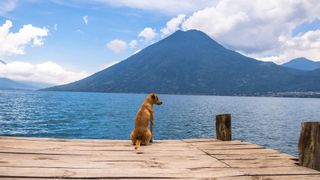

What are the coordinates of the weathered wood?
(238, 166, 320, 176)
(211, 153, 295, 160)
(298, 122, 320, 171)
(214, 175, 320, 180)
(203, 148, 280, 155)
(221, 159, 298, 168)
(0, 136, 319, 179)
(216, 114, 231, 141)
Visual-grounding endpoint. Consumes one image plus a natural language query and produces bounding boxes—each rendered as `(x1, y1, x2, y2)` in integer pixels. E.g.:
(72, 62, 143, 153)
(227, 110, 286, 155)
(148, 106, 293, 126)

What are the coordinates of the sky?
(0, 0, 320, 85)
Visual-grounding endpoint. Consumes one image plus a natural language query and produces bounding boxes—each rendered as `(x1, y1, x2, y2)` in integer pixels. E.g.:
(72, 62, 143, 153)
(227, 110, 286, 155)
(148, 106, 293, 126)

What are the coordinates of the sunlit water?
(1, 90, 319, 157)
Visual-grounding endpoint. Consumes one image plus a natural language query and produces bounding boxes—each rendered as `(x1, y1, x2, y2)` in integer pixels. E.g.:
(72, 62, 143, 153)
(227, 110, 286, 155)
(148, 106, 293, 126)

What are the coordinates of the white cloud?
(277, 30, 320, 64)
(75, 29, 83, 33)
(0, 20, 49, 57)
(129, 39, 138, 48)
(182, 0, 320, 61)
(279, 30, 320, 50)
(0, 0, 18, 15)
(54, 24, 58, 31)
(183, 6, 249, 37)
(106, 39, 138, 53)
(0, 61, 89, 84)
(160, 14, 186, 37)
(138, 27, 157, 41)
(255, 56, 280, 63)
(247, 30, 320, 64)
(83, 15, 88, 25)
(106, 39, 128, 53)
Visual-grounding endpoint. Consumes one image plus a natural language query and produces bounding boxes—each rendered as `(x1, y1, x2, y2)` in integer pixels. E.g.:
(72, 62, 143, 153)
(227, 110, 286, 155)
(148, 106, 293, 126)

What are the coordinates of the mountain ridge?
(0, 60, 6, 64)
(43, 30, 320, 96)
(0, 77, 53, 90)
(282, 57, 320, 71)
(0, 77, 35, 90)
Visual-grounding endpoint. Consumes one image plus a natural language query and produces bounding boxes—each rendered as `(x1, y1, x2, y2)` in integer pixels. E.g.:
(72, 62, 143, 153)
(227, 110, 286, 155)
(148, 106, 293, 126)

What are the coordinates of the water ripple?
(1, 90, 320, 157)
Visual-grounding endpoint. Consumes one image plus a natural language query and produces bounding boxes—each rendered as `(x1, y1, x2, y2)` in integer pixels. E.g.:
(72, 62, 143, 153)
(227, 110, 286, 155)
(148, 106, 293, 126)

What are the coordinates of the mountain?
(0, 60, 34, 90)
(0, 60, 56, 90)
(0, 60, 6, 64)
(282, 57, 320, 71)
(0, 77, 36, 90)
(43, 30, 320, 96)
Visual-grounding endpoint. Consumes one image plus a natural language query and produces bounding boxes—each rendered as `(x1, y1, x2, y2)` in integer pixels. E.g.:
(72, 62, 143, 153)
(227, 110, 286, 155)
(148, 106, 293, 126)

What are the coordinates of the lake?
(0, 90, 319, 157)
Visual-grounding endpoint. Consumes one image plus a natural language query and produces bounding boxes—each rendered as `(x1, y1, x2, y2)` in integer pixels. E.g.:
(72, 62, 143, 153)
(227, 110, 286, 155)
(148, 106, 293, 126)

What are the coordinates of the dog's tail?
(135, 139, 141, 150)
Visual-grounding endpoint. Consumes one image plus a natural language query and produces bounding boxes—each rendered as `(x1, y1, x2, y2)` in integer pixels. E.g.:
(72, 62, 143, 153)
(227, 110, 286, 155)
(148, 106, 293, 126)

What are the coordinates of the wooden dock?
(0, 136, 320, 179)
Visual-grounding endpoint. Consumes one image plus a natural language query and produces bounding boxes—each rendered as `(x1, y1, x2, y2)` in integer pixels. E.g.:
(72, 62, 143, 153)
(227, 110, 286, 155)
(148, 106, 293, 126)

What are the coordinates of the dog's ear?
(151, 94, 156, 99)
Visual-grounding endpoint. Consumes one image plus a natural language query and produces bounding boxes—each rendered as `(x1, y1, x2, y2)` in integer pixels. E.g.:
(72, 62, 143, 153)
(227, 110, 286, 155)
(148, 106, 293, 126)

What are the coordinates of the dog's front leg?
(150, 112, 154, 143)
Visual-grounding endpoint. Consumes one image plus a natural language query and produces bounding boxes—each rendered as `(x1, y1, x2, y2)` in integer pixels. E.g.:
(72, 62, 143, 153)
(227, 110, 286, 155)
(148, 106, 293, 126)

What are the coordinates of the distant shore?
(267, 91, 320, 98)
(2, 89, 320, 98)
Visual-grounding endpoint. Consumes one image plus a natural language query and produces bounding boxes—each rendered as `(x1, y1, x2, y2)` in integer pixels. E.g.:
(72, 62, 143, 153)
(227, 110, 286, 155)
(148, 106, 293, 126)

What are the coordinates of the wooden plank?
(0, 153, 228, 169)
(211, 153, 296, 160)
(0, 148, 206, 157)
(214, 175, 320, 180)
(0, 136, 128, 142)
(6, 175, 320, 180)
(203, 148, 280, 155)
(186, 140, 254, 146)
(0, 139, 194, 151)
(196, 144, 264, 150)
(182, 138, 216, 142)
(221, 159, 298, 168)
(238, 166, 320, 176)
(0, 144, 196, 152)
(0, 167, 245, 178)
(0, 136, 319, 179)
(261, 175, 320, 180)
(0, 167, 189, 178)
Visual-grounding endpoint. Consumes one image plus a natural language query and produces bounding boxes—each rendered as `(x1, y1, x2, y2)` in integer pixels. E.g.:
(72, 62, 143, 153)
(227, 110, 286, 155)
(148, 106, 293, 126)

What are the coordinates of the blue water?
(0, 90, 319, 157)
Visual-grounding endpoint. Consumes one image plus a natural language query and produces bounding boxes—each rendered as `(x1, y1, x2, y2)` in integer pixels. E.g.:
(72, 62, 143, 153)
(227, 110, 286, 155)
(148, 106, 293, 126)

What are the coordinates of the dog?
(130, 93, 162, 149)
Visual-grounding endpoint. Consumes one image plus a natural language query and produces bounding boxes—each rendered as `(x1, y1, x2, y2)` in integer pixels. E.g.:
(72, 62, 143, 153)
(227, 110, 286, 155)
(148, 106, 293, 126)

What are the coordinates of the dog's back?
(131, 105, 152, 149)
(133, 108, 149, 136)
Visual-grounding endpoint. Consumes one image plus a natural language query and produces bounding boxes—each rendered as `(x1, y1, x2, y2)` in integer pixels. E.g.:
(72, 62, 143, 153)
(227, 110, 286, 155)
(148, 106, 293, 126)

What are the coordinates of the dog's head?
(149, 93, 162, 105)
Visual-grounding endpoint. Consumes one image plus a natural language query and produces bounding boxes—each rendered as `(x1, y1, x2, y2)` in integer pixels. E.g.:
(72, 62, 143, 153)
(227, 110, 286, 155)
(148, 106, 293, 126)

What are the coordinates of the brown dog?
(130, 93, 162, 149)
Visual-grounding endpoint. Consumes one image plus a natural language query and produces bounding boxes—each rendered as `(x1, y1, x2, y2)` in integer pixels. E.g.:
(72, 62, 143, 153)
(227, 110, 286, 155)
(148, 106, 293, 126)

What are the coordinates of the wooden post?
(298, 122, 320, 171)
(216, 114, 231, 141)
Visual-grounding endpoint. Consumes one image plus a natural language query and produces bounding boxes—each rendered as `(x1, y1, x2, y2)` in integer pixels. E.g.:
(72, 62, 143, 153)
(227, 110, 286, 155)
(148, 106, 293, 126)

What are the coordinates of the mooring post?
(216, 114, 231, 141)
(298, 122, 320, 171)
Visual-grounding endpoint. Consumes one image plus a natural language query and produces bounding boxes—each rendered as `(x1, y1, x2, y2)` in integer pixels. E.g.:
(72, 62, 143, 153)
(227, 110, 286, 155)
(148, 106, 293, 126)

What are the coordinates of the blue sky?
(1, 1, 168, 71)
(0, 0, 320, 85)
